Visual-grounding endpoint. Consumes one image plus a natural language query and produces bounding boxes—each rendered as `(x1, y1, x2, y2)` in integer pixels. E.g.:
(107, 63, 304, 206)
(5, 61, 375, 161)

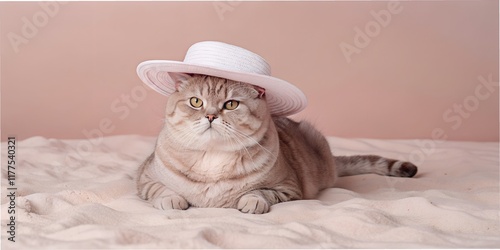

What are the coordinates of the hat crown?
(183, 41, 272, 76)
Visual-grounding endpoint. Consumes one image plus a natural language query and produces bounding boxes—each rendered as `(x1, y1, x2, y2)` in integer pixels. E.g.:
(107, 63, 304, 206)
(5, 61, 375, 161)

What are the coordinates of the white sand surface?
(1, 135, 499, 248)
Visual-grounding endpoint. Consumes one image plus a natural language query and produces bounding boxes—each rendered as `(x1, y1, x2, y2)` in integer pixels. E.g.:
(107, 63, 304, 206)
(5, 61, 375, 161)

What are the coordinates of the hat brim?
(137, 60, 307, 117)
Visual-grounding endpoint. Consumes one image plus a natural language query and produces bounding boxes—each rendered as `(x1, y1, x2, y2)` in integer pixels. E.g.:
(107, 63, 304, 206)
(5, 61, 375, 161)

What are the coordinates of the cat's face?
(163, 74, 270, 151)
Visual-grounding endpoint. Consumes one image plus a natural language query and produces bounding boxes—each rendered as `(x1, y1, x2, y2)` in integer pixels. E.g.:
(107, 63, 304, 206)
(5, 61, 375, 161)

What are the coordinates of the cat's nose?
(206, 114, 218, 123)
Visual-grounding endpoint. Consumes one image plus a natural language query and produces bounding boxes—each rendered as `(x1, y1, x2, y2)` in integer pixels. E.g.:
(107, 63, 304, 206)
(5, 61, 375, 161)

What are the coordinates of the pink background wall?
(1, 1, 498, 141)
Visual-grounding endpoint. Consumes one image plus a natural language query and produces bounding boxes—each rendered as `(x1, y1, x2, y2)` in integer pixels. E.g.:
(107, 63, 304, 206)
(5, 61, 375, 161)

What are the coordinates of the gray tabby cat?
(137, 74, 417, 214)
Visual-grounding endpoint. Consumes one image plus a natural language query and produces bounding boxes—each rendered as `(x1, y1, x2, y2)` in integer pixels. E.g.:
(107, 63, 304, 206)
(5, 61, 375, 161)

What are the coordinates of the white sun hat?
(136, 41, 307, 117)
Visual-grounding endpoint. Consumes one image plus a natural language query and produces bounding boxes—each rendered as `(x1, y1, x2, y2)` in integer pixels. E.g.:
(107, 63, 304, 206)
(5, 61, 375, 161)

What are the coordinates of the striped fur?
(137, 75, 418, 214)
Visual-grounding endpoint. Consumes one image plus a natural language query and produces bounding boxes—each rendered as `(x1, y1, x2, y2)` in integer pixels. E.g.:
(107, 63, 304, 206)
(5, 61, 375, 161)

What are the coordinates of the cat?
(137, 74, 417, 214)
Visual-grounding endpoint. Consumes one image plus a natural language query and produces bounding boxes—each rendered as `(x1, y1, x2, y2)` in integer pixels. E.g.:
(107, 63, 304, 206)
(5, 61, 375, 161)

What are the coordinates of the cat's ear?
(254, 86, 266, 99)
(170, 73, 192, 92)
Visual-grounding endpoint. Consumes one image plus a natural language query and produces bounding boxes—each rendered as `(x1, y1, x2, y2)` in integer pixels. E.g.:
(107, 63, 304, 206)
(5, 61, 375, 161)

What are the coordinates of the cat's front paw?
(152, 195, 189, 210)
(237, 193, 270, 214)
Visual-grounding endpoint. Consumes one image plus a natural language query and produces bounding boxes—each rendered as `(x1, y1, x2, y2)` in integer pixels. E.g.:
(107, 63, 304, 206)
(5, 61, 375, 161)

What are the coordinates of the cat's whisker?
(208, 122, 258, 173)
(219, 124, 277, 174)
(229, 127, 277, 159)
(161, 123, 201, 149)
(225, 128, 259, 173)
(196, 123, 254, 174)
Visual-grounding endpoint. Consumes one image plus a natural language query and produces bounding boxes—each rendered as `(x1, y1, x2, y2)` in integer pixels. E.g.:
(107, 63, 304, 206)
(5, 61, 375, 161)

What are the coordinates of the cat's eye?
(189, 97, 203, 108)
(224, 100, 239, 110)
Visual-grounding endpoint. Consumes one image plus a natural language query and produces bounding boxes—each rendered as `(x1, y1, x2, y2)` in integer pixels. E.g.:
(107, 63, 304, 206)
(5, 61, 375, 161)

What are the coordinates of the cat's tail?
(334, 155, 417, 177)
